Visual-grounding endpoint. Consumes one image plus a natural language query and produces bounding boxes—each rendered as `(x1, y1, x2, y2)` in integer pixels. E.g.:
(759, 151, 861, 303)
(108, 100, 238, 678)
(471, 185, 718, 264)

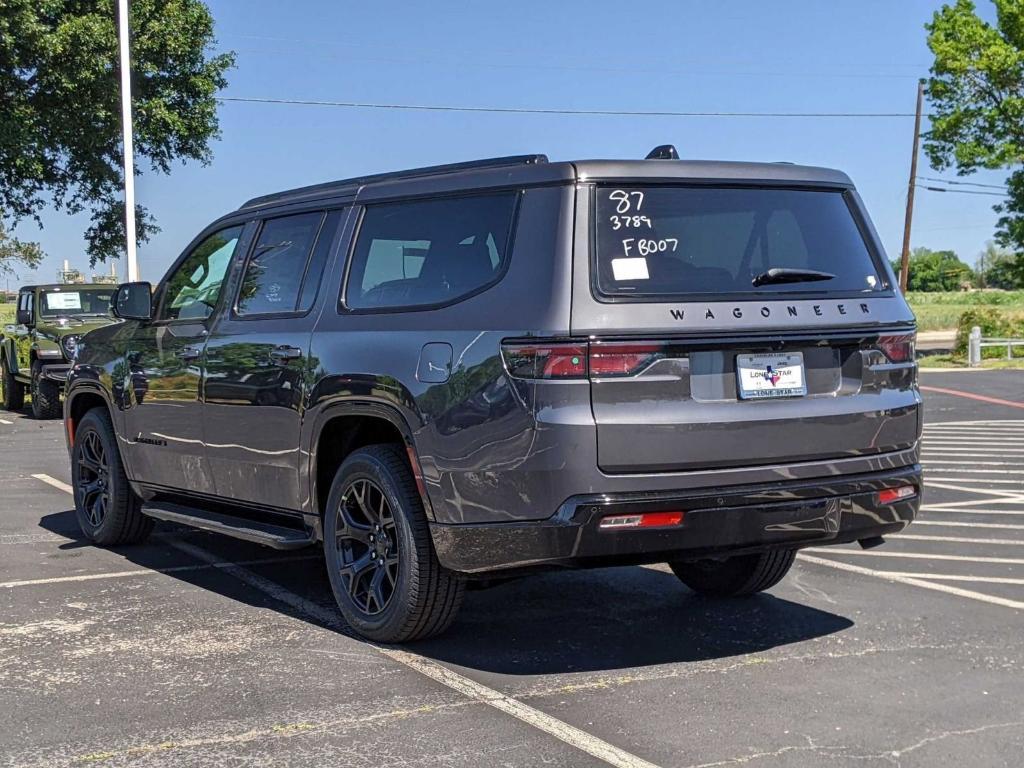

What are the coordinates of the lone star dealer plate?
(736, 352, 807, 399)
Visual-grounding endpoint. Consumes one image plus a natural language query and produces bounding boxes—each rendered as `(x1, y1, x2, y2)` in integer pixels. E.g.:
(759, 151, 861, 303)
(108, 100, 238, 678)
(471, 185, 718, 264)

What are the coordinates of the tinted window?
(39, 289, 113, 317)
(237, 213, 324, 315)
(346, 193, 517, 310)
(159, 225, 243, 321)
(594, 186, 885, 297)
(298, 209, 344, 311)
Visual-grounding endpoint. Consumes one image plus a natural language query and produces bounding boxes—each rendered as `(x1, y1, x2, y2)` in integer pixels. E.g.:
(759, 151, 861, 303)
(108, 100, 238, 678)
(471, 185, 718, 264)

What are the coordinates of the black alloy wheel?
(76, 429, 110, 527)
(335, 477, 400, 616)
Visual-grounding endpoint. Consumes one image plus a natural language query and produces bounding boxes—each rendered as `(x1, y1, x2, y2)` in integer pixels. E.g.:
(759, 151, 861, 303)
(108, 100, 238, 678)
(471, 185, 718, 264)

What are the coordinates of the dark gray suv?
(65, 149, 921, 642)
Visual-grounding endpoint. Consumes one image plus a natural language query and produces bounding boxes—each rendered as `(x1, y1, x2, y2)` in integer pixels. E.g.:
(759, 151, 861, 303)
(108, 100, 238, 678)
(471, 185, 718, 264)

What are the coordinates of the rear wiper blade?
(751, 268, 836, 287)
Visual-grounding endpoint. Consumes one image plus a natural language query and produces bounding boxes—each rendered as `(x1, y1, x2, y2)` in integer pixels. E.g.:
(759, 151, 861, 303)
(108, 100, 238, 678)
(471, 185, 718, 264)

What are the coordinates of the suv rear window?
(345, 192, 517, 310)
(594, 186, 885, 298)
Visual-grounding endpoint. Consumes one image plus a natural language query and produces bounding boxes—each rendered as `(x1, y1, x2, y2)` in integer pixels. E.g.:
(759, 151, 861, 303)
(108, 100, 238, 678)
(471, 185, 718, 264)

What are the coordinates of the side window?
(158, 225, 243, 322)
(297, 209, 344, 312)
(236, 212, 324, 316)
(345, 192, 517, 311)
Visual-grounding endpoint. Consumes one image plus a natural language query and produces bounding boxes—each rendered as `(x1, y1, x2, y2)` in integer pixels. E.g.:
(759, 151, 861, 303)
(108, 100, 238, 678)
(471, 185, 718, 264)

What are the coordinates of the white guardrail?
(968, 325, 1024, 366)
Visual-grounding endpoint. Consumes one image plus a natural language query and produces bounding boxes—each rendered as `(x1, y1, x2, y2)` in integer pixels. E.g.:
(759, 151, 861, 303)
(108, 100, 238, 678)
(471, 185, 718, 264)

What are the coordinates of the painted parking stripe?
(926, 478, 1024, 485)
(802, 549, 1024, 565)
(0, 418, 12, 425)
(895, 533, 1024, 546)
(922, 461, 1024, 467)
(32, 473, 73, 494)
(167, 539, 661, 768)
(914, 520, 1024, 530)
(924, 481, 1024, 498)
(798, 554, 1024, 611)
(921, 508, 1024, 517)
(873, 573, 1024, 586)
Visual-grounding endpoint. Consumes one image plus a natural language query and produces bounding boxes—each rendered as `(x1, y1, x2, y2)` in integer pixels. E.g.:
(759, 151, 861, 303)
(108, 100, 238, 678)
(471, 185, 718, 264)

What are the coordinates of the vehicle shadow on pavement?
(38, 510, 853, 675)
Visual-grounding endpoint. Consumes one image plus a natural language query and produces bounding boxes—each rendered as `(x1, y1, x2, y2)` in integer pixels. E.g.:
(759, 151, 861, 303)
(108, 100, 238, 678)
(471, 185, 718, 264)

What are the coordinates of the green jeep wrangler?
(1, 284, 117, 419)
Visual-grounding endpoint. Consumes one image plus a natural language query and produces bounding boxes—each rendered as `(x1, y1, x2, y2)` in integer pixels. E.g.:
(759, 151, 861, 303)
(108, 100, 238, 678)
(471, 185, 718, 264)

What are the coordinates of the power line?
(922, 185, 1008, 197)
(215, 96, 920, 118)
(917, 175, 1008, 190)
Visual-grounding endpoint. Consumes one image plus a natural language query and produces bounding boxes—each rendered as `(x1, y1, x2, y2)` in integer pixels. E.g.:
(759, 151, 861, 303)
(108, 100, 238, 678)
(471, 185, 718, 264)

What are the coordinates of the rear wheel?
(72, 408, 153, 545)
(324, 444, 464, 643)
(669, 549, 796, 597)
(1, 357, 24, 411)
(30, 362, 61, 419)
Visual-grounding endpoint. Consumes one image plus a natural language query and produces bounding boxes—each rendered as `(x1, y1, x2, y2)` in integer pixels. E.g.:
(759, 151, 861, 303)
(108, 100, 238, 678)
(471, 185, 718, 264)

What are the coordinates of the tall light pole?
(898, 79, 925, 293)
(117, 0, 139, 282)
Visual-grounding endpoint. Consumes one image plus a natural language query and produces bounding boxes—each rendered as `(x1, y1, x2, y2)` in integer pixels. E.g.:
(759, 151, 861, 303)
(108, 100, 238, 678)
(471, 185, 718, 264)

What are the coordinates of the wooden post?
(899, 80, 925, 293)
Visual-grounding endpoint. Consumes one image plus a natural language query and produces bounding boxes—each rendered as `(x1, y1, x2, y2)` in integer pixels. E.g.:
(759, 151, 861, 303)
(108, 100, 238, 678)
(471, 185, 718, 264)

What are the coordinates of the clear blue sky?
(7, 0, 1010, 288)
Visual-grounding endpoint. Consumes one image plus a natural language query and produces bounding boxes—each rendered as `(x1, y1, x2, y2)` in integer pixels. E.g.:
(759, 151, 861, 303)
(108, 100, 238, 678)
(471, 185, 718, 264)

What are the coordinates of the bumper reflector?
(599, 511, 684, 530)
(877, 485, 916, 504)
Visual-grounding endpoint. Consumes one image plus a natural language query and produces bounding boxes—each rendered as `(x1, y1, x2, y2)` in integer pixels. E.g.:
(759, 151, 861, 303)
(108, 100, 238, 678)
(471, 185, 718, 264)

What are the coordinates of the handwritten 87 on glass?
(607, 189, 678, 257)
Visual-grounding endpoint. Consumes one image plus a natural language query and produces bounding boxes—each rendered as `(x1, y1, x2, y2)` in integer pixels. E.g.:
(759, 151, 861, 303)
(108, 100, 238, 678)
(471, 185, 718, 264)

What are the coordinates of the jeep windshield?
(594, 186, 887, 298)
(39, 288, 114, 318)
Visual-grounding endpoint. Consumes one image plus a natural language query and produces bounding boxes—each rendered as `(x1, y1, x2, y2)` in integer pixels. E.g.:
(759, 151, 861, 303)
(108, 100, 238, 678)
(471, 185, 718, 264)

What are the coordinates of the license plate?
(736, 352, 807, 399)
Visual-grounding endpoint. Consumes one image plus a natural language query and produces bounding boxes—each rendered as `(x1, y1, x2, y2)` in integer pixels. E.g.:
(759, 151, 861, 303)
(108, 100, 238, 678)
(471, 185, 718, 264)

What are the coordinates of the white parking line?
(926, 481, 1024, 498)
(798, 554, 1024, 610)
(873, 572, 1024, 586)
(926, 478, 1024, 485)
(922, 468, 1024, 474)
(922, 508, 1024, 516)
(0, 418, 12, 425)
(167, 539, 661, 768)
(32, 473, 73, 494)
(914, 520, 1024, 530)
(896, 533, 1024, 546)
(923, 461, 1024, 467)
(802, 549, 1024, 565)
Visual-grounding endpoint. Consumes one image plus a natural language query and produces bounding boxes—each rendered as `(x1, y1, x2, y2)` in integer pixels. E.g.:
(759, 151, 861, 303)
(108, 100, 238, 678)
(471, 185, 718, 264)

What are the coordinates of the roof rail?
(240, 154, 548, 210)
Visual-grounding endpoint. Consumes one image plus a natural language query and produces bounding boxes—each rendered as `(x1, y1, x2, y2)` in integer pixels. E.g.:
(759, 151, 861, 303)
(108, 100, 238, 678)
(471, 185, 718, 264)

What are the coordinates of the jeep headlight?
(61, 335, 80, 359)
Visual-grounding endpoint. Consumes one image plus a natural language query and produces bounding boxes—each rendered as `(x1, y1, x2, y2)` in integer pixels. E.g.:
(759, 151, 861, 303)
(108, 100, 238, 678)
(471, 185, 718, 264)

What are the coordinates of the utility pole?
(899, 79, 925, 292)
(117, 0, 139, 282)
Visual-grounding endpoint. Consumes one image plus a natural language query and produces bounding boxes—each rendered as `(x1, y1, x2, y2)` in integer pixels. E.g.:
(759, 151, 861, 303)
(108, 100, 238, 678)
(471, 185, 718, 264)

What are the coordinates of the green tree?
(0, 222, 43, 275)
(0, 0, 234, 265)
(977, 240, 1024, 288)
(892, 247, 974, 291)
(924, 0, 1024, 275)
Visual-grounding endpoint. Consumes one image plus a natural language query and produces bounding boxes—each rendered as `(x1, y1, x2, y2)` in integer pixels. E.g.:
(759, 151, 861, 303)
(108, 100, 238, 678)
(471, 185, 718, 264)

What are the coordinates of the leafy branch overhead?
(0, 0, 234, 265)
(925, 0, 1024, 278)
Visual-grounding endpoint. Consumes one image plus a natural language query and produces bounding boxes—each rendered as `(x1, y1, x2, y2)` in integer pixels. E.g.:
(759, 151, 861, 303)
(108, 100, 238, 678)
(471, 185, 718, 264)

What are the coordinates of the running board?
(141, 501, 316, 550)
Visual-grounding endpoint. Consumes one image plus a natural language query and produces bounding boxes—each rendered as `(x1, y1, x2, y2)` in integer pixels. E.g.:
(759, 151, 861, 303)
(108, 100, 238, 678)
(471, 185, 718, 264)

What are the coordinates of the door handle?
(177, 346, 202, 362)
(269, 346, 303, 365)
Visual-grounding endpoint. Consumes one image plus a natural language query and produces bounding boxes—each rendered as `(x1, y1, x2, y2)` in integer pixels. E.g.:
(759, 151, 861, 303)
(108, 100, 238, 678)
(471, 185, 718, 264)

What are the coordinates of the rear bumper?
(430, 466, 921, 574)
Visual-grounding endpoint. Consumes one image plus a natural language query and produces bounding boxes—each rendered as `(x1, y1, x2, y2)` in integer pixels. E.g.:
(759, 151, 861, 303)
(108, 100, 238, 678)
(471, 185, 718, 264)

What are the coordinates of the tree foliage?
(891, 247, 974, 291)
(0, 0, 234, 265)
(925, 0, 1024, 274)
(976, 240, 1024, 287)
(0, 222, 43, 275)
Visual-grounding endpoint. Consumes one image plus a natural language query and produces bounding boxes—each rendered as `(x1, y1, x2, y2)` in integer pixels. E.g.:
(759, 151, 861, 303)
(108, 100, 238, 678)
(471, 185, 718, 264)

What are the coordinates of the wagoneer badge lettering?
(668, 302, 872, 322)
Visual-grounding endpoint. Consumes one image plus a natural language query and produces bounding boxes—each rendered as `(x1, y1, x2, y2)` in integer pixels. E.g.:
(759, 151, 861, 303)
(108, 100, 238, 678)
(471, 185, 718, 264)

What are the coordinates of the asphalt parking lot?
(2, 371, 1023, 768)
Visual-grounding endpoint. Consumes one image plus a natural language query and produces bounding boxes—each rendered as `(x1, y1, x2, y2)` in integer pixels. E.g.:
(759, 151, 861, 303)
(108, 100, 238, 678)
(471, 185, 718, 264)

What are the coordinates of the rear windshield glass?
(594, 186, 886, 297)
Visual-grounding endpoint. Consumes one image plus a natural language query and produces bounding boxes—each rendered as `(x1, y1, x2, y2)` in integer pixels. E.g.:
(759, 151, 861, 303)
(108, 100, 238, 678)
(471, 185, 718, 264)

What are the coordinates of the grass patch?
(918, 352, 1024, 370)
(0, 302, 13, 326)
(906, 290, 1024, 332)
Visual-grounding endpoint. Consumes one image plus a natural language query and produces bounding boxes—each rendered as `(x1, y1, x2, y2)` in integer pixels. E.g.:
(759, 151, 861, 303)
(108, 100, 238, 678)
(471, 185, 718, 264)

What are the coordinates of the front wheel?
(1, 357, 25, 411)
(72, 408, 153, 545)
(669, 549, 796, 597)
(30, 362, 61, 419)
(323, 445, 464, 643)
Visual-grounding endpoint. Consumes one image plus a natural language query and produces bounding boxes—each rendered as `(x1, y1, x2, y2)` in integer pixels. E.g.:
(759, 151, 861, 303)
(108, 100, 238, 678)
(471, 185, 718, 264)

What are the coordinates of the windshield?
(39, 289, 114, 318)
(594, 186, 887, 298)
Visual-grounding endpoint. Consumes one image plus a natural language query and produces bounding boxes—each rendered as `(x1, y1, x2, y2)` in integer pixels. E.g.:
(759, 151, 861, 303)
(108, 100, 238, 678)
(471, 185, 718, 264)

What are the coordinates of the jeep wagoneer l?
(64, 148, 922, 642)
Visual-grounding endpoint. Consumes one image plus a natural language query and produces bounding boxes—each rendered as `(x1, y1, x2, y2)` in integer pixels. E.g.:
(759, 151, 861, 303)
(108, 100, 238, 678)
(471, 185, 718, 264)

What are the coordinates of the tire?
(71, 407, 154, 546)
(30, 362, 62, 419)
(669, 549, 797, 597)
(323, 444, 464, 643)
(1, 357, 25, 411)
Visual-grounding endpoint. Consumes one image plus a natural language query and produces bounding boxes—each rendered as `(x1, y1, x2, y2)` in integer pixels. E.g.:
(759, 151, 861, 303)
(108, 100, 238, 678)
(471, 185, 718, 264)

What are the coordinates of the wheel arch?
(65, 383, 115, 447)
(309, 401, 433, 530)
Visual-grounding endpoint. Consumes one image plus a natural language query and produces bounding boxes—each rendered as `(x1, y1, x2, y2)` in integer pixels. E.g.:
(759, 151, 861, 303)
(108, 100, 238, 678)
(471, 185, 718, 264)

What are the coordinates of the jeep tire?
(1, 357, 24, 411)
(30, 361, 62, 419)
(72, 408, 153, 546)
(324, 444, 464, 643)
(669, 549, 797, 597)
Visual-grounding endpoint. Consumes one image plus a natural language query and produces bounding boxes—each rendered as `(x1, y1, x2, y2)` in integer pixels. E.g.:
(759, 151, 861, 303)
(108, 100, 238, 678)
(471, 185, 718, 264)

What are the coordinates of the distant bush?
(955, 308, 1024, 358)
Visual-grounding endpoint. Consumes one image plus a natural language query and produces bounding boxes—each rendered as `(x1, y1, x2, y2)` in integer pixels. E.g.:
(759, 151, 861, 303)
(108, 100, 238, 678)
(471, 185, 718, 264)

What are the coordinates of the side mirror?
(112, 281, 153, 321)
(15, 306, 32, 326)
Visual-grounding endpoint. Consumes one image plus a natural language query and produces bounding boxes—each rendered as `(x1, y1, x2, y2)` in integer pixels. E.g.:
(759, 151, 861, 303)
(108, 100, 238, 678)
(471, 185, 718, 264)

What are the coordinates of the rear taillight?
(876, 333, 915, 363)
(588, 342, 666, 377)
(501, 343, 588, 379)
(599, 511, 684, 530)
(877, 485, 916, 504)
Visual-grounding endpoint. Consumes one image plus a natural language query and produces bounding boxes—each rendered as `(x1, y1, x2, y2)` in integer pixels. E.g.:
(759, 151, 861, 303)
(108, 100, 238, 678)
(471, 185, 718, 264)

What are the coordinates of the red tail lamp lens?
(589, 343, 665, 377)
(876, 334, 915, 363)
(502, 343, 588, 379)
(599, 511, 684, 529)
(877, 485, 916, 504)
